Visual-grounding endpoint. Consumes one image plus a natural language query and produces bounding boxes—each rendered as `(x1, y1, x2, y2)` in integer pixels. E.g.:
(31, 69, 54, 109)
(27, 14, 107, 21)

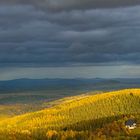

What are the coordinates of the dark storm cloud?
(1, 0, 140, 11)
(0, 3, 140, 66)
(37, 0, 140, 11)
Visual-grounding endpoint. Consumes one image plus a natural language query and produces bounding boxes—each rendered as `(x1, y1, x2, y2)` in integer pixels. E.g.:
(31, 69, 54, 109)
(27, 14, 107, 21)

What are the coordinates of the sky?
(1, 0, 140, 80)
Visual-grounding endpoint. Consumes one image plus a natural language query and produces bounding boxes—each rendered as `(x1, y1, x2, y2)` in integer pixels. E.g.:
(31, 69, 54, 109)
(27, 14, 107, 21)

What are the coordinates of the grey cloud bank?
(0, 5, 140, 65)
(1, 0, 140, 11)
(0, 1, 140, 78)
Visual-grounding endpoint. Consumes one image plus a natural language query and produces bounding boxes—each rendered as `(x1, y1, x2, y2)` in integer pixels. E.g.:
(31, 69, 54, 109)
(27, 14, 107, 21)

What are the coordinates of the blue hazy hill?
(0, 78, 139, 93)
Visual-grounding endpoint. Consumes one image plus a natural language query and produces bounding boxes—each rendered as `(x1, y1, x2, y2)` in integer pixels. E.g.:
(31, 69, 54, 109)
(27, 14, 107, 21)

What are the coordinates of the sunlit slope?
(0, 89, 140, 130)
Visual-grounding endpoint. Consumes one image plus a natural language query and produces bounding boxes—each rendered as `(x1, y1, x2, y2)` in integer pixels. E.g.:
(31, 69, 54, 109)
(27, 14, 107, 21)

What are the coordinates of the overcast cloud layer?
(1, 0, 140, 11)
(0, 1, 140, 78)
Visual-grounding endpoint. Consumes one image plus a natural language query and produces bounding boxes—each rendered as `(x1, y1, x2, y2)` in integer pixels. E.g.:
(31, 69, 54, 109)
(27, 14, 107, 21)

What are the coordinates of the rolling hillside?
(0, 89, 139, 140)
(1, 78, 140, 105)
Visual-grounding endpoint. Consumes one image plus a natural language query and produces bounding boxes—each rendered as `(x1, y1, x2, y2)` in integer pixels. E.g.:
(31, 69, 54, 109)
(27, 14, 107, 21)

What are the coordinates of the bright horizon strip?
(0, 65, 140, 80)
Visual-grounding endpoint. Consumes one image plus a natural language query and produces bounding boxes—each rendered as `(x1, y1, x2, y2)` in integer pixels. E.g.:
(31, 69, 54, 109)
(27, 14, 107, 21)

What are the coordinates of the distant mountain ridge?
(0, 78, 140, 93)
(0, 78, 108, 92)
